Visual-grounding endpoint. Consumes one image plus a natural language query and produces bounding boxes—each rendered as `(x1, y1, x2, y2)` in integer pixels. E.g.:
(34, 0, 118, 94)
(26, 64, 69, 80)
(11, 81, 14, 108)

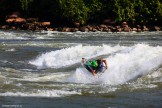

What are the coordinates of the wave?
(29, 44, 162, 85)
(0, 90, 81, 97)
(29, 44, 126, 69)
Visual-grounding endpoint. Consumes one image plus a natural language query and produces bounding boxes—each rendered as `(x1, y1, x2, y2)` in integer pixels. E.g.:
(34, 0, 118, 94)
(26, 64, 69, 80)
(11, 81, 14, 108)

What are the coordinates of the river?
(0, 30, 162, 108)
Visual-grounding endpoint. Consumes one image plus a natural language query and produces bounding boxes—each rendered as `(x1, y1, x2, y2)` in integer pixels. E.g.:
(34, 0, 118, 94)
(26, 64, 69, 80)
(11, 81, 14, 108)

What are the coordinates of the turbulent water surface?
(0, 30, 162, 108)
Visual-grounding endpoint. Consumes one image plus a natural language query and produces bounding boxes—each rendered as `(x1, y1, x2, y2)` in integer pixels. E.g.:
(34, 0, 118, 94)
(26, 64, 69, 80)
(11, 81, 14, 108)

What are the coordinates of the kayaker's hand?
(92, 70, 96, 76)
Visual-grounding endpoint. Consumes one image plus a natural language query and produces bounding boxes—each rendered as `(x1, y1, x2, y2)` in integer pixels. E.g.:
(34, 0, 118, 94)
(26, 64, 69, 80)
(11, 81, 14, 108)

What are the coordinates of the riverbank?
(0, 17, 161, 32)
(1, 0, 162, 33)
(0, 22, 161, 33)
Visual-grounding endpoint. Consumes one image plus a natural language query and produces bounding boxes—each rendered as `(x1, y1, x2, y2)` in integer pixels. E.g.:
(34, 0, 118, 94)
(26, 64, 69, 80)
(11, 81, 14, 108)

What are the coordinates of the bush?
(1, 0, 162, 26)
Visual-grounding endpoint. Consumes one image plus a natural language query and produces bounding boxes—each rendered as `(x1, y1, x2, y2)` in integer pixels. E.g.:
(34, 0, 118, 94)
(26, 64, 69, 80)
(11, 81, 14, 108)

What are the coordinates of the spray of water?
(29, 44, 162, 85)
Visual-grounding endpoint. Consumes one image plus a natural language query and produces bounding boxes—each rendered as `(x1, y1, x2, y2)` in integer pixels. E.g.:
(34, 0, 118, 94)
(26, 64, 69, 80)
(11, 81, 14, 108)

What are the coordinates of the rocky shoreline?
(0, 15, 161, 32)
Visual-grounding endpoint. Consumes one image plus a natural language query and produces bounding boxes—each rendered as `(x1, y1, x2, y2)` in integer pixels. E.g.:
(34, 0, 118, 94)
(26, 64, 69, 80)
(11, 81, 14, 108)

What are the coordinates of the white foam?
(29, 44, 125, 69)
(29, 44, 162, 85)
(0, 31, 30, 40)
(0, 89, 81, 97)
(21, 72, 70, 82)
(104, 44, 162, 84)
(5, 48, 16, 52)
(69, 44, 162, 85)
(67, 68, 97, 84)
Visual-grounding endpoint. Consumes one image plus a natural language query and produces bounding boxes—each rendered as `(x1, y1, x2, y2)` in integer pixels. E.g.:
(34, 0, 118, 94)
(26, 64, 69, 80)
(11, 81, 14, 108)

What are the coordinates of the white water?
(0, 90, 81, 97)
(1, 30, 162, 103)
(29, 44, 162, 85)
(29, 44, 124, 68)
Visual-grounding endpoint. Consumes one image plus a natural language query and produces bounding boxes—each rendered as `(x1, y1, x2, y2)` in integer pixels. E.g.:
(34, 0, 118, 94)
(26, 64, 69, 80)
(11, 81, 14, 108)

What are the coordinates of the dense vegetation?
(0, 0, 162, 26)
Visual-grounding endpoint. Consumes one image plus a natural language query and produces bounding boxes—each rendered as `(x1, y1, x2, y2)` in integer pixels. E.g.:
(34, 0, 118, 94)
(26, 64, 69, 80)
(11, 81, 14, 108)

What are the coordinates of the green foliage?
(113, 0, 136, 22)
(113, 0, 162, 24)
(58, 0, 102, 24)
(84, 0, 102, 22)
(58, 0, 89, 24)
(1, 0, 162, 25)
(20, 0, 33, 10)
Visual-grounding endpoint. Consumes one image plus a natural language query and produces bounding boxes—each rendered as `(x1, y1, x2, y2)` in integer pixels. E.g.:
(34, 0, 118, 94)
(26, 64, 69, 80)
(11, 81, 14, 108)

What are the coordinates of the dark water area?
(1, 89, 162, 108)
(0, 30, 162, 108)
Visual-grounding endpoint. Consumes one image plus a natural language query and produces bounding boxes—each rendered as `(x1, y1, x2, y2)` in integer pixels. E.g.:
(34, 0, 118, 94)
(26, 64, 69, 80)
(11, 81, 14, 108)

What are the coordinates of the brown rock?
(107, 26, 114, 30)
(14, 17, 26, 23)
(33, 22, 50, 28)
(41, 22, 50, 26)
(96, 26, 100, 31)
(123, 27, 131, 32)
(116, 26, 121, 29)
(117, 28, 122, 32)
(26, 18, 38, 23)
(80, 26, 89, 32)
(71, 28, 79, 32)
(92, 28, 98, 32)
(122, 21, 127, 25)
(142, 26, 149, 31)
(122, 21, 128, 28)
(132, 28, 137, 32)
(124, 25, 129, 28)
(75, 28, 79, 32)
(137, 28, 142, 32)
(28, 24, 36, 31)
(9, 14, 18, 18)
(47, 28, 54, 31)
(11, 26, 16, 30)
(100, 24, 107, 28)
(63, 27, 71, 32)
(154, 26, 161, 31)
(7, 12, 20, 18)
(88, 26, 93, 31)
(0, 25, 9, 29)
(21, 24, 29, 30)
(110, 27, 116, 32)
(98, 27, 103, 31)
(103, 28, 111, 32)
(6, 18, 15, 23)
(6, 17, 26, 24)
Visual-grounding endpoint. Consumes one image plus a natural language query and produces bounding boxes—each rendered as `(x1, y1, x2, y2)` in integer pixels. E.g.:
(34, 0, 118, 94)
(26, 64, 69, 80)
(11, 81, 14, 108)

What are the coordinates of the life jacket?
(91, 60, 98, 68)
(85, 60, 98, 69)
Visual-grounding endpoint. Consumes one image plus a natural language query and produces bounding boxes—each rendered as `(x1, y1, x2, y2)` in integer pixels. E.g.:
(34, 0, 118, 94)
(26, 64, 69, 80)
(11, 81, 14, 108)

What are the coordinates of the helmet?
(91, 60, 98, 68)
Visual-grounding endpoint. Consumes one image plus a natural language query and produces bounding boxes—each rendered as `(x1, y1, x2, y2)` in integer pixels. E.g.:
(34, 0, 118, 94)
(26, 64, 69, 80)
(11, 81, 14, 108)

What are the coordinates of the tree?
(113, 0, 136, 23)
(58, 0, 89, 24)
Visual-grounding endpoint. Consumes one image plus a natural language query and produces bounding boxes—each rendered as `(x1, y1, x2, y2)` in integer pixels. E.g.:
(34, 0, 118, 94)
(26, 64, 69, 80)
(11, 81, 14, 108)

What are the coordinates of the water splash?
(29, 44, 162, 85)
(29, 44, 125, 69)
